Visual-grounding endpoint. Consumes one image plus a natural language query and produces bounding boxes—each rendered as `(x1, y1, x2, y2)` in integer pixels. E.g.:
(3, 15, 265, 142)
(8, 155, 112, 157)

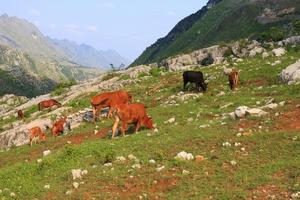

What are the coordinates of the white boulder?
(175, 151, 194, 161)
(272, 48, 286, 57)
(280, 60, 300, 84)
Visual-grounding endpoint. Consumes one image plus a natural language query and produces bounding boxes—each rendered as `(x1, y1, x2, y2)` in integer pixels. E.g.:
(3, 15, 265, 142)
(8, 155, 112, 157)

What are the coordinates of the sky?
(0, 0, 208, 61)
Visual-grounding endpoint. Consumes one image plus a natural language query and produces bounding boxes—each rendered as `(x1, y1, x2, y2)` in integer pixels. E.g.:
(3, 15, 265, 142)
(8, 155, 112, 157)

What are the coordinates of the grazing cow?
(52, 117, 71, 136)
(29, 126, 46, 146)
(38, 99, 61, 111)
(228, 69, 239, 90)
(17, 110, 24, 120)
(91, 91, 132, 122)
(111, 103, 154, 139)
(183, 71, 208, 92)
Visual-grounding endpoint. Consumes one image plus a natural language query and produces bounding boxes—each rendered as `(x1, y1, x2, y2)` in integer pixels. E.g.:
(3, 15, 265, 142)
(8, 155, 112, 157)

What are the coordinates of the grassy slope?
(132, 0, 300, 66)
(0, 47, 300, 199)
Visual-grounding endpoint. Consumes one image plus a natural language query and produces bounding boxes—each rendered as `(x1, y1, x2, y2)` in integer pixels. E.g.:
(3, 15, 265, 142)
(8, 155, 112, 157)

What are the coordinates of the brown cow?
(228, 69, 239, 90)
(29, 126, 46, 146)
(52, 117, 71, 136)
(38, 99, 61, 111)
(111, 103, 154, 139)
(91, 91, 132, 122)
(17, 110, 24, 120)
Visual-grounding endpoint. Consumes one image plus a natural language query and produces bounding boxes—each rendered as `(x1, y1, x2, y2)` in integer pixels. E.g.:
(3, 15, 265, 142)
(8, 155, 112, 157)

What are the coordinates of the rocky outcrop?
(280, 60, 300, 84)
(160, 45, 228, 71)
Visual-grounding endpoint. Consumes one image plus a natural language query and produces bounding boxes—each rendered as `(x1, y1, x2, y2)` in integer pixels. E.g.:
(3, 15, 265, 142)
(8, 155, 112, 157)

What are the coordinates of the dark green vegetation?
(132, 0, 300, 66)
(0, 46, 300, 199)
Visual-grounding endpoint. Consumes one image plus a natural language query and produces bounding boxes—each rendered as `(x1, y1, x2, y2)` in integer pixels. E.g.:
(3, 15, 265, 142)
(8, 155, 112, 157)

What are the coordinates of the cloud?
(64, 24, 83, 36)
(86, 25, 97, 32)
(28, 9, 40, 16)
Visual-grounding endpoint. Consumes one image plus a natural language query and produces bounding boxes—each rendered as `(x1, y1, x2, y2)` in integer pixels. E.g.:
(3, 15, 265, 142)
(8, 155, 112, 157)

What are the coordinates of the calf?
(91, 90, 132, 122)
(52, 117, 71, 136)
(17, 110, 24, 120)
(228, 69, 239, 90)
(183, 71, 208, 92)
(111, 103, 154, 139)
(29, 126, 46, 146)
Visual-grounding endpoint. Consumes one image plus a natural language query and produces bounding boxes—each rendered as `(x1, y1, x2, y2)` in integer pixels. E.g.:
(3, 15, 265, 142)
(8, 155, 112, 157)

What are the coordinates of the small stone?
(293, 136, 298, 141)
(67, 141, 72, 144)
(230, 160, 237, 166)
(234, 142, 241, 147)
(149, 159, 156, 164)
(156, 165, 165, 172)
(182, 170, 190, 175)
(10, 192, 16, 197)
(222, 142, 231, 147)
(82, 170, 88, 175)
(116, 156, 126, 163)
(44, 185, 50, 189)
(187, 117, 193, 122)
(279, 101, 285, 106)
(71, 169, 82, 180)
(128, 154, 137, 160)
(37, 159, 43, 163)
(175, 151, 194, 161)
(166, 117, 175, 124)
(153, 128, 159, 133)
(65, 190, 73, 195)
(241, 147, 246, 151)
(131, 163, 141, 169)
(43, 150, 51, 157)
(94, 130, 98, 135)
(103, 163, 113, 167)
(73, 182, 79, 189)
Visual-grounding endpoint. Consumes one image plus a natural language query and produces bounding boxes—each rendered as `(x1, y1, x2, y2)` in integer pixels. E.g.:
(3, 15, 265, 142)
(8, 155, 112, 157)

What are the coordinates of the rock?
(115, 156, 126, 163)
(263, 103, 278, 109)
(249, 46, 265, 57)
(199, 124, 210, 128)
(82, 170, 88, 175)
(71, 169, 82, 180)
(73, 182, 79, 189)
(156, 165, 165, 172)
(44, 185, 50, 189)
(149, 159, 156, 164)
(230, 160, 237, 166)
(262, 52, 269, 58)
(272, 47, 286, 57)
(291, 191, 300, 199)
(175, 151, 194, 161)
(217, 91, 225, 96)
(103, 163, 113, 167)
(131, 163, 141, 169)
(65, 190, 73, 195)
(280, 60, 300, 84)
(222, 142, 232, 147)
(195, 155, 205, 162)
(245, 108, 268, 117)
(234, 106, 249, 118)
(37, 159, 43, 163)
(187, 117, 194, 122)
(279, 101, 285, 106)
(153, 128, 159, 133)
(223, 68, 233, 75)
(166, 117, 175, 124)
(182, 170, 190, 175)
(10, 192, 16, 197)
(43, 150, 51, 157)
(128, 154, 137, 160)
(236, 133, 242, 137)
(234, 142, 242, 147)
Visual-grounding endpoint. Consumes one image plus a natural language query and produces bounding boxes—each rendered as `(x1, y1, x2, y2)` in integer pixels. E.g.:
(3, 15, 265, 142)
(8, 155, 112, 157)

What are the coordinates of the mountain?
(50, 38, 130, 69)
(132, 0, 300, 66)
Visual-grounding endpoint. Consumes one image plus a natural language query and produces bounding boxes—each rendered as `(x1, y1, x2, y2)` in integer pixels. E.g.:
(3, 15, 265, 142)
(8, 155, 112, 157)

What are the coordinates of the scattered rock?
(128, 154, 137, 160)
(73, 182, 79, 189)
(153, 128, 159, 133)
(156, 165, 165, 172)
(182, 170, 190, 175)
(230, 160, 237, 166)
(103, 163, 113, 167)
(222, 142, 232, 147)
(165, 117, 175, 124)
(245, 108, 268, 117)
(43, 150, 51, 157)
(65, 190, 73, 195)
(175, 151, 194, 161)
(71, 169, 83, 180)
(272, 47, 286, 57)
(115, 156, 126, 163)
(149, 159, 156, 164)
(10, 192, 16, 197)
(44, 185, 50, 189)
(37, 159, 43, 163)
(234, 106, 249, 118)
(131, 163, 141, 169)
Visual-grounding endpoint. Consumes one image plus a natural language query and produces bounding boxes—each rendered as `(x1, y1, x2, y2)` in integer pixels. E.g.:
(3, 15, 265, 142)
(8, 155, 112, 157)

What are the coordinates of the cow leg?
(121, 122, 127, 137)
(107, 107, 112, 118)
(30, 137, 33, 146)
(112, 116, 120, 139)
(135, 120, 142, 133)
(92, 107, 96, 123)
(183, 81, 188, 91)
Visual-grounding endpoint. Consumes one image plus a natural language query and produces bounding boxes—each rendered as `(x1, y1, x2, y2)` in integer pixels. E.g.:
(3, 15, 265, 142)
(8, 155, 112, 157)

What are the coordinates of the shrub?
(149, 67, 165, 77)
(224, 48, 234, 58)
(51, 80, 76, 96)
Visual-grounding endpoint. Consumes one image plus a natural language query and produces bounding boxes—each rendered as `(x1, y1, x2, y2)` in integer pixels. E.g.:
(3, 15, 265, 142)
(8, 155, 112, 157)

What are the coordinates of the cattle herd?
(17, 70, 239, 146)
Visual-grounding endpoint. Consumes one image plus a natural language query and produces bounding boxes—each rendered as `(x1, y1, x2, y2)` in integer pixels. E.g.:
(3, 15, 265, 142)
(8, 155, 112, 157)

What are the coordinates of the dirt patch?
(274, 106, 300, 131)
(248, 184, 290, 200)
(237, 119, 262, 130)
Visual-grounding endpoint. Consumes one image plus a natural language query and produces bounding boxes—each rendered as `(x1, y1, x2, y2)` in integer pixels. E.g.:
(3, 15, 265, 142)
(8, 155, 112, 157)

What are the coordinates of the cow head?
(143, 116, 154, 129)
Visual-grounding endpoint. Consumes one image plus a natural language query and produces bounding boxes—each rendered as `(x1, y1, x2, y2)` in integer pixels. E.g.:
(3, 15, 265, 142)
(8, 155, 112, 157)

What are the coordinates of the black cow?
(183, 71, 208, 92)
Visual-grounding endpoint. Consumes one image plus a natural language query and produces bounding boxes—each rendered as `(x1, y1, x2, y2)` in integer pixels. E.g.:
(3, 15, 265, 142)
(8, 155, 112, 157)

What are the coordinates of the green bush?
(149, 67, 165, 77)
(51, 79, 76, 96)
(258, 27, 286, 42)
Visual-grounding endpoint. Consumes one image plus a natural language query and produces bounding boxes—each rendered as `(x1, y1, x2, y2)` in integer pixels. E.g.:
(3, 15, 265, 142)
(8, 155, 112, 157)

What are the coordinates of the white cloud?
(28, 9, 40, 16)
(86, 25, 97, 32)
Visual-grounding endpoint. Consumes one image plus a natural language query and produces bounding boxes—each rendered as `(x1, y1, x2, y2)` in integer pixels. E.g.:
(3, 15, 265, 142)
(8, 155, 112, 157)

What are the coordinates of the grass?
(0, 50, 300, 199)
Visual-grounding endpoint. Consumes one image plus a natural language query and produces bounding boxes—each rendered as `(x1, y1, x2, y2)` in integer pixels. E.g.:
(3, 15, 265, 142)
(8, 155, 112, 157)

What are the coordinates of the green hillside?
(132, 0, 300, 66)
